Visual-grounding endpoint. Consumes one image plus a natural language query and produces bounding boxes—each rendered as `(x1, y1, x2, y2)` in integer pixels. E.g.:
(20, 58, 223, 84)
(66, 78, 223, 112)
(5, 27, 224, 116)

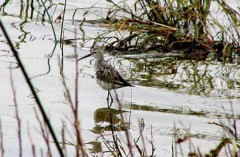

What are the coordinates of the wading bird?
(78, 48, 133, 106)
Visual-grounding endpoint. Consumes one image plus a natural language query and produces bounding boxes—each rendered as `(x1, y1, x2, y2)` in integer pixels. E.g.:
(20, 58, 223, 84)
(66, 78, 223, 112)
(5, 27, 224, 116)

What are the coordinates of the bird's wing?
(96, 63, 131, 86)
(114, 70, 132, 86)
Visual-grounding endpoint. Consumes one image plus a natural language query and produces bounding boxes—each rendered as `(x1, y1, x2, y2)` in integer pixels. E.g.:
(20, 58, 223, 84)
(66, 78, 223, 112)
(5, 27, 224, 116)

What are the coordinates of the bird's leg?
(107, 90, 111, 108)
(107, 90, 113, 108)
(109, 92, 113, 105)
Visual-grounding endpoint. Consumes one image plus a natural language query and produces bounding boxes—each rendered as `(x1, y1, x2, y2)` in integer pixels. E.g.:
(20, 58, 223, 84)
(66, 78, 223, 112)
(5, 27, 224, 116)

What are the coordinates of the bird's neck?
(94, 55, 104, 67)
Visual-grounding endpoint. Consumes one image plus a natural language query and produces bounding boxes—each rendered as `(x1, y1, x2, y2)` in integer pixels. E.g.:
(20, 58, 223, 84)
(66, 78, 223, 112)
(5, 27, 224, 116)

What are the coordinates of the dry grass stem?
(10, 65, 22, 157)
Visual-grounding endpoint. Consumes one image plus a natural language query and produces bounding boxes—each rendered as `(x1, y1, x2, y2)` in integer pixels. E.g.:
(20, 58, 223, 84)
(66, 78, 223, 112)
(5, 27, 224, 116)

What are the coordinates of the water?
(0, 0, 240, 156)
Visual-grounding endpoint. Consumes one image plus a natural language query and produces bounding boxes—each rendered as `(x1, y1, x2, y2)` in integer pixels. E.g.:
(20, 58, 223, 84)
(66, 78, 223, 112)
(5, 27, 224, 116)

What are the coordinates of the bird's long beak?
(77, 53, 92, 61)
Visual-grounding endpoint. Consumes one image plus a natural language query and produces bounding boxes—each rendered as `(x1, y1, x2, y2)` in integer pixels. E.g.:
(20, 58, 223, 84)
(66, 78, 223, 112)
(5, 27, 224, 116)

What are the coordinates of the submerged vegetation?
(0, 0, 240, 157)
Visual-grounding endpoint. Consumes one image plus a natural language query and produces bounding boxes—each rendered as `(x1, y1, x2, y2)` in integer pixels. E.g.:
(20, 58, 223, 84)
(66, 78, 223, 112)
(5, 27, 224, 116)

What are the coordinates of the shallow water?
(0, 0, 240, 156)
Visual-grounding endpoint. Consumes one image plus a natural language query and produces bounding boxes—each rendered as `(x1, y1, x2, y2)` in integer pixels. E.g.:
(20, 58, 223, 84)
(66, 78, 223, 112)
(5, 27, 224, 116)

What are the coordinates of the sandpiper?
(78, 48, 133, 105)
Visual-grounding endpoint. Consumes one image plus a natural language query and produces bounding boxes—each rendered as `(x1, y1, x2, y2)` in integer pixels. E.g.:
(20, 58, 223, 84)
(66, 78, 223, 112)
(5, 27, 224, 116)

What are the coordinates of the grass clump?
(88, 0, 240, 62)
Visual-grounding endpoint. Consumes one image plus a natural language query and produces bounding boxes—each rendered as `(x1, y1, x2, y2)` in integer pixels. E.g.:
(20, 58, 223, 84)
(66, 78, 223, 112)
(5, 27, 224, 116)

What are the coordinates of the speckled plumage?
(93, 51, 132, 90)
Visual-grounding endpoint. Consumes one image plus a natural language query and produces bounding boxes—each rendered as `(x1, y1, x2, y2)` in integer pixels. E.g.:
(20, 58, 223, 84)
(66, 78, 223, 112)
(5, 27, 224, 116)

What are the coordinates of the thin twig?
(109, 114, 123, 157)
(139, 119, 147, 156)
(61, 121, 67, 155)
(74, 26, 80, 157)
(10, 65, 22, 157)
(0, 119, 4, 157)
(34, 108, 52, 157)
(27, 124, 36, 157)
(74, 26, 86, 157)
(59, 28, 86, 156)
(114, 90, 134, 157)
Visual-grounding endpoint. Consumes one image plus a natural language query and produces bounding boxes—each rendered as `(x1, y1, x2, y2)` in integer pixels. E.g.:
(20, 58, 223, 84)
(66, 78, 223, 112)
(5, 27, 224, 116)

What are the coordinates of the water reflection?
(126, 56, 240, 98)
(86, 141, 102, 153)
(92, 108, 129, 134)
(0, 0, 59, 79)
(91, 107, 131, 155)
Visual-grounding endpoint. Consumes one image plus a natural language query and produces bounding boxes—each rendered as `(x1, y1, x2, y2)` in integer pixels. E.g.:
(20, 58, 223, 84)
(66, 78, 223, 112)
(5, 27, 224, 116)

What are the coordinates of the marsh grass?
(75, 0, 239, 62)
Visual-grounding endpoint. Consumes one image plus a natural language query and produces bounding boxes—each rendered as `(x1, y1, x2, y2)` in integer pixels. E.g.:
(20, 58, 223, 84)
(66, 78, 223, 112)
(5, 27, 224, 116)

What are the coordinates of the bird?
(78, 48, 133, 106)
